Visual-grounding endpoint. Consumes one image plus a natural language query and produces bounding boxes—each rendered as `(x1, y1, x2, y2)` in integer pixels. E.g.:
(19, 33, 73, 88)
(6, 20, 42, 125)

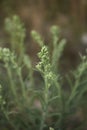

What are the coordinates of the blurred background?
(0, 0, 87, 72)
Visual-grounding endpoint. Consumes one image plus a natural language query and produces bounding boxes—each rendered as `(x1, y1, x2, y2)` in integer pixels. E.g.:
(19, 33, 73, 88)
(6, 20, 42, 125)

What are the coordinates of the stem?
(54, 80, 61, 99)
(54, 79, 65, 129)
(3, 109, 19, 130)
(40, 107, 47, 130)
(67, 80, 80, 105)
(17, 68, 26, 99)
(6, 64, 17, 99)
(6, 64, 22, 106)
(40, 78, 49, 130)
(67, 71, 83, 106)
(67, 61, 86, 105)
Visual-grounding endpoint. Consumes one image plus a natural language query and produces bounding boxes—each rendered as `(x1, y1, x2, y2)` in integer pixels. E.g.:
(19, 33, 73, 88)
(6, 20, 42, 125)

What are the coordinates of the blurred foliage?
(0, 15, 87, 130)
(0, 0, 87, 87)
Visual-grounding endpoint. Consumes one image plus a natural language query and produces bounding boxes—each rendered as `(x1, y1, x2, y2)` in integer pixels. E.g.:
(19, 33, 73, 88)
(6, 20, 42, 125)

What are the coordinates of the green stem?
(3, 109, 19, 130)
(40, 78, 49, 130)
(54, 80, 62, 102)
(17, 68, 26, 99)
(67, 62, 86, 106)
(5, 64, 23, 115)
(6, 64, 17, 99)
(67, 80, 80, 105)
(54, 79, 65, 129)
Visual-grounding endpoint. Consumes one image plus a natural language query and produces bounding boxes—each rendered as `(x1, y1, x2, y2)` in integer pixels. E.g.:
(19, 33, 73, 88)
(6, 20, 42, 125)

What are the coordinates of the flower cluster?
(75, 54, 87, 79)
(50, 25, 60, 38)
(36, 45, 50, 72)
(0, 48, 17, 69)
(36, 45, 56, 87)
(5, 15, 25, 41)
(31, 30, 44, 47)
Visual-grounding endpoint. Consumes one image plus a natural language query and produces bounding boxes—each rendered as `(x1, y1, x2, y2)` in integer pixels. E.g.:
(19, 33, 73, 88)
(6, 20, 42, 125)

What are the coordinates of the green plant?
(5, 15, 26, 64)
(0, 15, 87, 130)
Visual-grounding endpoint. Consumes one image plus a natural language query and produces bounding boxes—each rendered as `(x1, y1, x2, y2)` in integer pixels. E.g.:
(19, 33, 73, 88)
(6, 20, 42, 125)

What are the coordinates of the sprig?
(5, 15, 26, 63)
